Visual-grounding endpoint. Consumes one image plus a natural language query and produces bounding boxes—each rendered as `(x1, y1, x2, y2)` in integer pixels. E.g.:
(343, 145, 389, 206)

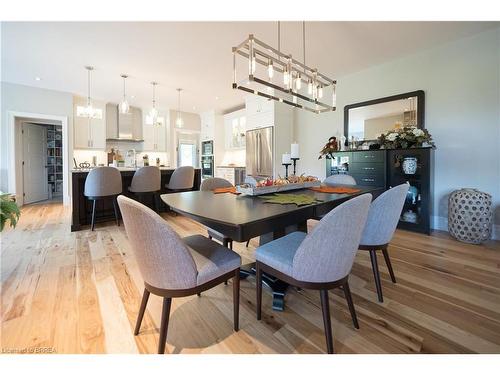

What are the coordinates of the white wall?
(1, 82, 74, 200)
(294, 28, 500, 237)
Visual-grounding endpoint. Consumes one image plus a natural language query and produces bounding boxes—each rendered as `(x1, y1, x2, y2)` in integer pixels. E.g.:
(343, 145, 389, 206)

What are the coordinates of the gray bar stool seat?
(165, 166, 194, 192)
(200, 178, 234, 250)
(84, 166, 122, 231)
(117, 196, 241, 354)
(358, 183, 409, 302)
(128, 166, 161, 212)
(255, 194, 372, 354)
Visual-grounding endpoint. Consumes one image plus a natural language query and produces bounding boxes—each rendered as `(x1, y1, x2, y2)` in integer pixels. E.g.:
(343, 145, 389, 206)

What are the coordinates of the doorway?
(22, 121, 63, 204)
(177, 135, 199, 167)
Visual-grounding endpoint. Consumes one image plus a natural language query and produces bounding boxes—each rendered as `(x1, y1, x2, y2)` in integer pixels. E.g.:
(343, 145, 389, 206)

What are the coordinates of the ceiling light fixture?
(119, 74, 130, 114)
(232, 21, 336, 114)
(176, 88, 184, 128)
(149, 82, 158, 124)
(82, 66, 97, 118)
(35, 77, 41, 81)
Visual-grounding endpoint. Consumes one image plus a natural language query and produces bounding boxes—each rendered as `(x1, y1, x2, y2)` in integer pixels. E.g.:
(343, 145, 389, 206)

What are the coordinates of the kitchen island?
(71, 167, 201, 231)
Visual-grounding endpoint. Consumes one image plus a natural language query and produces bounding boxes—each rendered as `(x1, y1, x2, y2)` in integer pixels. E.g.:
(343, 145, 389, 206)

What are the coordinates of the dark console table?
(326, 147, 433, 234)
(71, 168, 201, 232)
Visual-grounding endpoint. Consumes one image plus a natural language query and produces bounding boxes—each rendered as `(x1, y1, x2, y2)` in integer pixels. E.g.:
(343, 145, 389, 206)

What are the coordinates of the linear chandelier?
(232, 22, 336, 114)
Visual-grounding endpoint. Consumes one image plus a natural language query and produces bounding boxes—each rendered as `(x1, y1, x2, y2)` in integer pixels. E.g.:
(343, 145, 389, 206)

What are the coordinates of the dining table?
(161, 185, 384, 311)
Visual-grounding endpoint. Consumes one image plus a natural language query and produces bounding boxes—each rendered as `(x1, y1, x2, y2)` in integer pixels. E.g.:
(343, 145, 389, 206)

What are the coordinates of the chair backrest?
(84, 166, 122, 197)
(292, 194, 372, 283)
(130, 166, 161, 193)
(117, 195, 198, 290)
(200, 177, 233, 191)
(168, 166, 195, 190)
(324, 174, 357, 186)
(360, 183, 409, 246)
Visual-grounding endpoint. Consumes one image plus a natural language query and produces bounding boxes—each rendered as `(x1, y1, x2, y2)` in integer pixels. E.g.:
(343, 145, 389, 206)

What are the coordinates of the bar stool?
(129, 166, 161, 212)
(84, 166, 123, 231)
(200, 177, 234, 249)
(165, 166, 194, 192)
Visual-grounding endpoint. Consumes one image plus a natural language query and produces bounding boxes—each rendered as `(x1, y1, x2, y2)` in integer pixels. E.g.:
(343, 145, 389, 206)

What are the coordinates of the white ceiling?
(1, 21, 497, 114)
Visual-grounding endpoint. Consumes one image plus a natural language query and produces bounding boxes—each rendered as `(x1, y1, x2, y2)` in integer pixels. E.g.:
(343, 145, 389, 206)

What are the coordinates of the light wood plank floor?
(1, 202, 500, 354)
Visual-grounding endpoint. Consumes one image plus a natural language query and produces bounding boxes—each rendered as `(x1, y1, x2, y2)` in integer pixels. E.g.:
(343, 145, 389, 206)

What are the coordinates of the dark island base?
(71, 169, 201, 232)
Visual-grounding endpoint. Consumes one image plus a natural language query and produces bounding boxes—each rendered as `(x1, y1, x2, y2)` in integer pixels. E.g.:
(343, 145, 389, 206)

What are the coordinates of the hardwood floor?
(1, 202, 500, 354)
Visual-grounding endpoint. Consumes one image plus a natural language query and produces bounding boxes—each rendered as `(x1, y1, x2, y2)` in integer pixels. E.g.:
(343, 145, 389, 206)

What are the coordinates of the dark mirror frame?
(344, 90, 425, 141)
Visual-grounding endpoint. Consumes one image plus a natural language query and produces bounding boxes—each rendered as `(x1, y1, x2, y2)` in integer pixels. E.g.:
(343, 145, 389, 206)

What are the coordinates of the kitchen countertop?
(216, 165, 246, 168)
(71, 166, 172, 173)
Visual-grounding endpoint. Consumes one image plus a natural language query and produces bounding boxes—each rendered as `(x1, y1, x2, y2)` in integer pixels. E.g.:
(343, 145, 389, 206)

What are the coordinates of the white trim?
(8, 111, 70, 206)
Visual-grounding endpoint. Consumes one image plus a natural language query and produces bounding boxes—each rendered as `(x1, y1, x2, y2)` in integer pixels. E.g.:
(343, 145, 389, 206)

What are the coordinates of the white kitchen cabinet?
(73, 96, 106, 149)
(143, 116, 166, 151)
(200, 110, 215, 141)
(223, 109, 246, 149)
(245, 96, 276, 130)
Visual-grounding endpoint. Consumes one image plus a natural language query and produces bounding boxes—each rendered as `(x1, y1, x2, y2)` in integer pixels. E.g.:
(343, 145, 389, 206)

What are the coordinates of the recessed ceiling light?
(192, 106, 196, 110)
(215, 96, 219, 100)
(35, 77, 41, 81)
(131, 95, 135, 99)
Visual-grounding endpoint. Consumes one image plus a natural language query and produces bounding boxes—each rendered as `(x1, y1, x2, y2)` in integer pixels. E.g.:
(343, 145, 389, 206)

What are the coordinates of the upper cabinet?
(223, 109, 246, 149)
(245, 96, 274, 130)
(200, 110, 215, 141)
(73, 96, 106, 149)
(143, 113, 167, 151)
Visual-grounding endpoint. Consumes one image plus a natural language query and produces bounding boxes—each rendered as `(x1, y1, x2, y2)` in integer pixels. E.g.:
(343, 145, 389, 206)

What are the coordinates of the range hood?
(106, 103, 144, 142)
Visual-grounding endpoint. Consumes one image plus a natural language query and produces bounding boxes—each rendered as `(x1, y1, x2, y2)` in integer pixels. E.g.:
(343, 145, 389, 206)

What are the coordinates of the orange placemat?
(212, 186, 240, 195)
(309, 186, 361, 194)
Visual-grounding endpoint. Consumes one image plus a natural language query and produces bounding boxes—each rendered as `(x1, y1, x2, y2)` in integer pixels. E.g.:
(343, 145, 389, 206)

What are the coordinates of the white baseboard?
(431, 216, 499, 240)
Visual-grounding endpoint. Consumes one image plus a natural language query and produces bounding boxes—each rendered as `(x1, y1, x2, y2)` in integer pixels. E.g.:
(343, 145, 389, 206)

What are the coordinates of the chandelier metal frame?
(232, 25, 336, 114)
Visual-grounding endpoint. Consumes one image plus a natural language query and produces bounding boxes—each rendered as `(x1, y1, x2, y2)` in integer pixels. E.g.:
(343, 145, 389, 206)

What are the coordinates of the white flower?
(412, 128, 424, 137)
(386, 132, 398, 141)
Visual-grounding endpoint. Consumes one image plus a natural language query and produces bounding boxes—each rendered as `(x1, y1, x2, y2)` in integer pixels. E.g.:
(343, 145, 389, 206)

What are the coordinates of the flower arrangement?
(318, 136, 339, 159)
(378, 126, 435, 149)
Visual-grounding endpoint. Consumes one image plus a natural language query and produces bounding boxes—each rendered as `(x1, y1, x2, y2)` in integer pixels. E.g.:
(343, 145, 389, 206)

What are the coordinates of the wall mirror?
(344, 90, 425, 141)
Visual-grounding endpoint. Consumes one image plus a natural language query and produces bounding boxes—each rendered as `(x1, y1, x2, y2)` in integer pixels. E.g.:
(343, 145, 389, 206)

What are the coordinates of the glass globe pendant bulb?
(308, 79, 313, 95)
(318, 85, 323, 99)
(120, 99, 129, 114)
(295, 74, 302, 90)
(267, 60, 273, 79)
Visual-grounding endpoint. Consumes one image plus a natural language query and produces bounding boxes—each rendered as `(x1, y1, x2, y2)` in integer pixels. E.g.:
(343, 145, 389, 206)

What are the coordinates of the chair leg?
(246, 240, 250, 247)
(382, 248, 397, 283)
(90, 200, 97, 231)
(233, 269, 240, 332)
(342, 281, 359, 329)
(229, 240, 233, 250)
(369, 250, 384, 303)
(320, 289, 334, 354)
(112, 197, 120, 226)
(256, 262, 262, 320)
(134, 288, 150, 335)
(158, 297, 172, 354)
(153, 193, 160, 213)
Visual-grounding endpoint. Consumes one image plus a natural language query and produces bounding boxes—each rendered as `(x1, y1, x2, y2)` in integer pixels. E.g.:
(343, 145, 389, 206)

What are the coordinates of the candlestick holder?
(282, 163, 291, 178)
(291, 158, 300, 176)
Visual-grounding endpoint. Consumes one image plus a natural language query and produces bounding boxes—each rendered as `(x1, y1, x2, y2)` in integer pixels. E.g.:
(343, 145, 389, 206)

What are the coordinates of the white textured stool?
(448, 188, 492, 244)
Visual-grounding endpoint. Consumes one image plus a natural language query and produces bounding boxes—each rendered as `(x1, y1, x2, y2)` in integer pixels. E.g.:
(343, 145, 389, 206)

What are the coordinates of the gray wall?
(1, 82, 74, 193)
(294, 28, 500, 237)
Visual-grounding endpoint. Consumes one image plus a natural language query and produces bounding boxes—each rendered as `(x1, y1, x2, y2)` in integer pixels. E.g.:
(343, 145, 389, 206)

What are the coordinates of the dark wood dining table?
(161, 185, 383, 310)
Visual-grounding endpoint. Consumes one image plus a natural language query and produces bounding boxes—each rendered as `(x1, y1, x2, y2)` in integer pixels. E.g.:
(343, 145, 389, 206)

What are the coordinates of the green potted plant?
(0, 193, 21, 231)
(378, 126, 435, 149)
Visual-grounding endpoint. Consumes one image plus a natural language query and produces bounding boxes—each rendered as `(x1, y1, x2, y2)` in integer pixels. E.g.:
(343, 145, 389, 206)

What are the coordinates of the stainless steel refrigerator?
(246, 126, 273, 178)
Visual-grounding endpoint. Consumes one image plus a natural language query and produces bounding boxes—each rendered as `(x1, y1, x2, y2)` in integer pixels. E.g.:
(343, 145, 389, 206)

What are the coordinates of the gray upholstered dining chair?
(165, 166, 195, 191)
(200, 178, 234, 249)
(255, 194, 372, 354)
(359, 183, 409, 303)
(84, 166, 122, 231)
(117, 195, 241, 354)
(129, 166, 161, 212)
(323, 174, 357, 186)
